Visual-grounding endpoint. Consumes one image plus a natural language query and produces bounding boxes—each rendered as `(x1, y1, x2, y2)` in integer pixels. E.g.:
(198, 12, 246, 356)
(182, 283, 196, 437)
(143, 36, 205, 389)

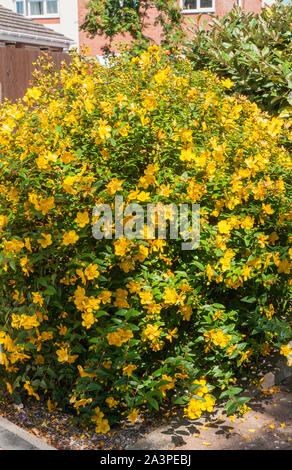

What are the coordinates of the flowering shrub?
(0, 48, 291, 430)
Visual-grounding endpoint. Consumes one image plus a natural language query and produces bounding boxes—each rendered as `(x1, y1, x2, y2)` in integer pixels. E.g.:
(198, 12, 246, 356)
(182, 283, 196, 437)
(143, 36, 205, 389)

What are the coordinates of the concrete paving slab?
(127, 376, 292, 451)
(0, 416, 55, 450)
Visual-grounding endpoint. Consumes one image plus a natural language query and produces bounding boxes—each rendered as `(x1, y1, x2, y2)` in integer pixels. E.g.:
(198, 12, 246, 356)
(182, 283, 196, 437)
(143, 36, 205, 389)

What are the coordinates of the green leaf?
(173, 396, 188, 405)
(147, 397, 159, 411)
(44, 286, 57, 296)
(240, 296, 257, 303)
(88, 383, 102, 392)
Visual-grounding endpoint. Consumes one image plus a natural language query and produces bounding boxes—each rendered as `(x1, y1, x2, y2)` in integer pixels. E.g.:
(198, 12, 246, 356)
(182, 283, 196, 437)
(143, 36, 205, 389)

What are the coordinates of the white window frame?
(15, 1, 60, 19)
(180, 0, 215, 14)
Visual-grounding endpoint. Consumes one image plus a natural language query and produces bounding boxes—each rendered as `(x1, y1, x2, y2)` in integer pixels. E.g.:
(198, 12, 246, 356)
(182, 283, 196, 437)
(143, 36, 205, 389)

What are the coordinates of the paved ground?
(129, 376, 292, 450)
(0, 415, 55, 450)
(176, 376, 292, 450)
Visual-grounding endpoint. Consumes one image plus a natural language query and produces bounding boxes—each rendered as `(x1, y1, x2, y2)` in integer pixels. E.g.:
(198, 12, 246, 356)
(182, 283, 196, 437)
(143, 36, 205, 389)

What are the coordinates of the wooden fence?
(0, 47, 70, 103)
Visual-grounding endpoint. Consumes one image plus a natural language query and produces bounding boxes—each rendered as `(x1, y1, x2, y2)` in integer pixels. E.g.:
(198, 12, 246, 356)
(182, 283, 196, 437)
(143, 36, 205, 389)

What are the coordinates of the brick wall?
(78, 0, 262, 56)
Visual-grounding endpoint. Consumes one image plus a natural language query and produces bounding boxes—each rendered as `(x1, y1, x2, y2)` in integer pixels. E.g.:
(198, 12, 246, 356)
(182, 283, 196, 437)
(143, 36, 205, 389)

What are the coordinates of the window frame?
(180, 0, 215, 14)
(15, 0, 25, 15)
(16, 0, 60, 19)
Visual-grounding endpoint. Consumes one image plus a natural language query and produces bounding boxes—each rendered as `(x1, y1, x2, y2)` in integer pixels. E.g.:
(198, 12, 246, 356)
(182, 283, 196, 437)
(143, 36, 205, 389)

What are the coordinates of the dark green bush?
(187, 3, 292, 115)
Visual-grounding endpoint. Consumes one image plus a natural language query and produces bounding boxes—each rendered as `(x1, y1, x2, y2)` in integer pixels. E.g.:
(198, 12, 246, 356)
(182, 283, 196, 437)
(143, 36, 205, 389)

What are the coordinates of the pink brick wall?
(78, 0, 262, 56)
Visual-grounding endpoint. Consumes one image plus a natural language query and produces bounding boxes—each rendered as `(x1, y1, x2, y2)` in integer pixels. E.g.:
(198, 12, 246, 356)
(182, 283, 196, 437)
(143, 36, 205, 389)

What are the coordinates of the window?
(15, 0, 59, 17)
(28, 0, 59, 16)
(29, 1, 44, 16)
(181, 0, 215, 12)
(16, 1, 25, 14)
(46, 0, 58, 14)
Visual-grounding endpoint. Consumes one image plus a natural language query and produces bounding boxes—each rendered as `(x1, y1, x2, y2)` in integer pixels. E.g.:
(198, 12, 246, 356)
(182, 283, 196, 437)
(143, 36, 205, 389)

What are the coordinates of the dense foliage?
(81, 0, 185, 54)
(187, 3, 292, 115)
(0, 49, 291, 431)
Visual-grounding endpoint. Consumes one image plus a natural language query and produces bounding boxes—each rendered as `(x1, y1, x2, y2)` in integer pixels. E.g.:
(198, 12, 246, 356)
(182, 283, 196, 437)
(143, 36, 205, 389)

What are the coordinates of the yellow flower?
(38, 331, 53, 342)
(106, 178, 123, 195)
(24, 238, 32, 252)
(122, 364, 137, 377)
(74, 398, 93, 409)
(47, 399, 58, 413)
(81, 311, 96, 329)
(241, 216, 254, 230)
(84, 263, 100, 280)
(242, 265, 252, 281)
(77, 365, 96, 378)
(102, 360, 112, 369)
(180, 304, 193, 321)
(3, 239, 24, 256)
(166, 328, 178, 343)
(24, 87, 42, 103)
(218, 220, 231, 234)
(113, 289, 130, 308)
(185, 399, 203, 419)
(139, 290, 154, 305)
(201, 394, 215, 412)
(56, 346, 78, 363)
(277, 259, 290, 274)
(114, 238, 132, 257)
(35, 354, 45, 365)
(193, 379, 208, 396)
(37, 233, 52, 249)
(163, 288, 179, 305)
(98, 290, 112, 304)
(280, 344, 292, 358)
(62, 230, 79, 246)
(142, 94, 157, 111)
(97, 119, 112, 141)
(75, 211, 90, 228)
(91, 406, 110, 433)
(206, 264, 213, 281)
(107, 328, 133, 347)
(128, 408, 139, 424)
(105, 397, 118, 408)
(38, 197, 55, 215)
(136, 191, 150, 202)
(32, 292, 44, 307)
(238, 350, 252, 363)
(180, 147, 195, 162)
(5, 381, 13, 394)
(24, 381, 40, 401)
(204, 329, 232, 348)
(262, 203, 274, 215)
(57, 324, 68, 336)
(221, 78, 234, 89)
(159, 185, 172, 197)
(0, 215, 8, 232)
(95, 419, 110, 434)
(159, 375, 176, 395)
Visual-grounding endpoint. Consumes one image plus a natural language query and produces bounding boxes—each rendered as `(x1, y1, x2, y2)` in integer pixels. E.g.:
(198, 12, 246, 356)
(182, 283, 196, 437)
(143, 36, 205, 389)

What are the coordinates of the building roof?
(0, 4, 72, 49)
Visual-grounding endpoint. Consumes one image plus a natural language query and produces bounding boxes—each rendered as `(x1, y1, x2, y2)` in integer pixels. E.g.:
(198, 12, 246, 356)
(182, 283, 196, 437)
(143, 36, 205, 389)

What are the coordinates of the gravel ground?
(0, 392, 172, 450)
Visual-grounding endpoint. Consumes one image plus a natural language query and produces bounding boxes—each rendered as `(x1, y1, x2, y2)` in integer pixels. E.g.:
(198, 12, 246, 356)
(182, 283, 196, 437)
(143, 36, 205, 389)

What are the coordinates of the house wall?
(0, 0, 262, 56)
(78, 0, 262, 56)
(0, 0, 79, 48)
(43, 0, 79, 49)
